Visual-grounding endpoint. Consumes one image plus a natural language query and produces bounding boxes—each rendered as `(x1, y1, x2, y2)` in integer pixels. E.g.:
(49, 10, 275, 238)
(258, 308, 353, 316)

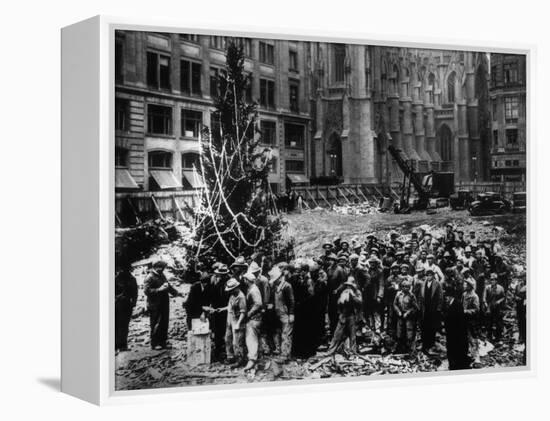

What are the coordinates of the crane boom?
(387, 145, 430, 208)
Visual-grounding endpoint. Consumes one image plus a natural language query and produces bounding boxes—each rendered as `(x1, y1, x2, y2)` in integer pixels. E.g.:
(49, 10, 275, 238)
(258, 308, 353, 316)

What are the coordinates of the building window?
(270, 182, 279, 194)
(504, 97, 519, 123)
(147, 104, 172, 135)
(447, 72, 456, 103)
(491, 65, 498, 86)
(493, 129, 498, 147)
(494, 160, 498, 168)
(148, 151, 173, 169)
(259, 41, 274, 64)
(180, 34, 199, 43)
(506, 128, 519, 145)
(427, 73, 435, 104)
(505, 160, 511, 167)
(115, 98, 129, 132)
(245, 73, 253, 103)
(285, 160, 304, 173)
(284, 123, 304, 149)
(182, 152, 201, 170)
(209, 36, 225, 50)
(260, 79, 275, 109)
(115, 38, 124, 83)
(236, 38, 252, 57)
(289, 80, 299, 112)
(147, 52, 171, 90)
(210, 112, 221, 143)
(181, 110, 202, 138)
(492, 101, 498, 120)
(403, 68, 410, 97)
(261, 120, 277, 145)
(289, 50, 298, 71)
(333, 44, 346, 83)
(180, 60, 202, 96)
(513, 160, 520, 166)
(504, 62, 519, 84)
(269, 156, 278, 173)
(210, 67, 219, 99)
(115, 147, 129, 167)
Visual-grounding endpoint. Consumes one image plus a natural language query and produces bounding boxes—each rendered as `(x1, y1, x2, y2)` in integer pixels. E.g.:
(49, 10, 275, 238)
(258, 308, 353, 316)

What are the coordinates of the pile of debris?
(115, 218, 193, 265)
(332, 202, 380, 216)
(306, 352, 439, 378)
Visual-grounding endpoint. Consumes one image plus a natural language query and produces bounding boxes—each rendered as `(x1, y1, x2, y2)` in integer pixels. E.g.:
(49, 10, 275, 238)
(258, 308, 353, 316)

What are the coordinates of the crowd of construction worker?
(115, 223, 527, 372)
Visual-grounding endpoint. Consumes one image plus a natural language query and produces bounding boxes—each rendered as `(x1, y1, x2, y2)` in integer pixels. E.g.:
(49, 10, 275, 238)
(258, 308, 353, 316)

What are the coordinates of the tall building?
(115, 31, 311, 194)
(488, 53, 527, 182)
(307, 44, 491, 184)
(115, 31, 495, 197)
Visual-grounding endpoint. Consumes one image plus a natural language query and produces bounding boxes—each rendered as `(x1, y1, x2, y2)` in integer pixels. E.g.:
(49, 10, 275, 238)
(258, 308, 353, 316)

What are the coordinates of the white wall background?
(0, 0, 548, 417)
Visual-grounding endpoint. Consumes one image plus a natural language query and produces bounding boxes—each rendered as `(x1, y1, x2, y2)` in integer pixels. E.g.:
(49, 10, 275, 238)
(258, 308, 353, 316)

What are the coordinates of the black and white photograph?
(113, 30, 528, 391)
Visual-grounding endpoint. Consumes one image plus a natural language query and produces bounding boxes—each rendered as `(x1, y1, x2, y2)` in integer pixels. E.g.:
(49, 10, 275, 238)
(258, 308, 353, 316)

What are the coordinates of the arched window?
(392, 64, 399, 94)
(437, 124, 453, 161)
(148, 150, 173, 169)
(403, 67, 410, 97)
(181, 152, 201, 170)
(333, 44, 346, 83)
(447, 72, 456, 103)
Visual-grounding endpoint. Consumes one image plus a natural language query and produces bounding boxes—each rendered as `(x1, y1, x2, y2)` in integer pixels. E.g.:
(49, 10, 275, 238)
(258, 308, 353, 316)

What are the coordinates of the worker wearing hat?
(230, 256, 249, 292)
(143, 259, 183, 350)
(242, 271, 263, 371)
(209, 264, 231, 362)
(268, 265, 295, 362)
(420, 267, 444, 354)
(325, 276, 363, 355)
(383, 262, 402, 335)
(224, 278, 246, 366)
(327, 250, 348, 335)
(462, 275, 481, 365)
(393, 278, 419, 353)
(363, 254, 384, 332)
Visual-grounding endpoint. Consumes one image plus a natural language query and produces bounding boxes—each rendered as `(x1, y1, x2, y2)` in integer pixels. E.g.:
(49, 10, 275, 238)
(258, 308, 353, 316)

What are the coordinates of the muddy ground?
(115, 208, 527, 391)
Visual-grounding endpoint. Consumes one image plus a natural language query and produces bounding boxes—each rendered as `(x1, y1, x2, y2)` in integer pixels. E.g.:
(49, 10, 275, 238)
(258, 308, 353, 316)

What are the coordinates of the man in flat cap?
(143, 260, 183, 350)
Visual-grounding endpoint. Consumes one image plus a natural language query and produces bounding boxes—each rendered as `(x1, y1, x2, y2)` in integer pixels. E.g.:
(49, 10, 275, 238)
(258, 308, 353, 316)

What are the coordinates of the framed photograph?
(61, 16, 532, 405)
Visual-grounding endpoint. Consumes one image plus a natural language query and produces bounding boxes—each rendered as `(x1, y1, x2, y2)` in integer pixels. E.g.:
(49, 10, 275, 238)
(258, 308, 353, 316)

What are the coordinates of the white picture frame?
(61, 15, 534, 406)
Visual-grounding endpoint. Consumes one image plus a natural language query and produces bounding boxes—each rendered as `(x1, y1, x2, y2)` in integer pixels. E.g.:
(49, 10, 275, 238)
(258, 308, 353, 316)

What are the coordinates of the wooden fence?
(115, 181, 526, 226)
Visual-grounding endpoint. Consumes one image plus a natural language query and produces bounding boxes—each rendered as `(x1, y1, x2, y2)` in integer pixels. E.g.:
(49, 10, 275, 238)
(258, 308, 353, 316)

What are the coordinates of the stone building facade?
(488, 53, 527, 182)
(307, 44, 491, 184)
(115, 31, 311, 194)
(115, 31, 495, 195)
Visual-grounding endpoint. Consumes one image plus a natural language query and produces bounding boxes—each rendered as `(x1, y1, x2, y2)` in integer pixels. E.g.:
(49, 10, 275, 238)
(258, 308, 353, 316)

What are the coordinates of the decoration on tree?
(190, 42, 285, 264)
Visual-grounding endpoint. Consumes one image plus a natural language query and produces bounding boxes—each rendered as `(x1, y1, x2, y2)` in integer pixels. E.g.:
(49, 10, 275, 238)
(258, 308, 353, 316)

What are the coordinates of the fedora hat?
(225, 278, 240, 292)
(231, 256, 248, 268)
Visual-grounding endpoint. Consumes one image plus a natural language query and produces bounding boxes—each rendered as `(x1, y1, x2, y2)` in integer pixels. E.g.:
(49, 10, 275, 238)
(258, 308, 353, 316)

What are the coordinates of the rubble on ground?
(116, 209, 526, 390)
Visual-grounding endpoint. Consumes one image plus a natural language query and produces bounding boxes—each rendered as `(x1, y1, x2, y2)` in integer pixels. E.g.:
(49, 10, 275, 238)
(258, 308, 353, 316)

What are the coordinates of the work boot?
(244, 360, 256, 371)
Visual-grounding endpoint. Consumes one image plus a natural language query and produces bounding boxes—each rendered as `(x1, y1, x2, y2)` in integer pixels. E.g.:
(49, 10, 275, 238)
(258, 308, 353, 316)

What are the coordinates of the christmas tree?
(191, 42, 284, 264)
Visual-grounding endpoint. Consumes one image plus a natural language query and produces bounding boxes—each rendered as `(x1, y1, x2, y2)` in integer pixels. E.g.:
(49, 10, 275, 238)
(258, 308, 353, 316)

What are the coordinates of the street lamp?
(472, 156, 478, 184)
